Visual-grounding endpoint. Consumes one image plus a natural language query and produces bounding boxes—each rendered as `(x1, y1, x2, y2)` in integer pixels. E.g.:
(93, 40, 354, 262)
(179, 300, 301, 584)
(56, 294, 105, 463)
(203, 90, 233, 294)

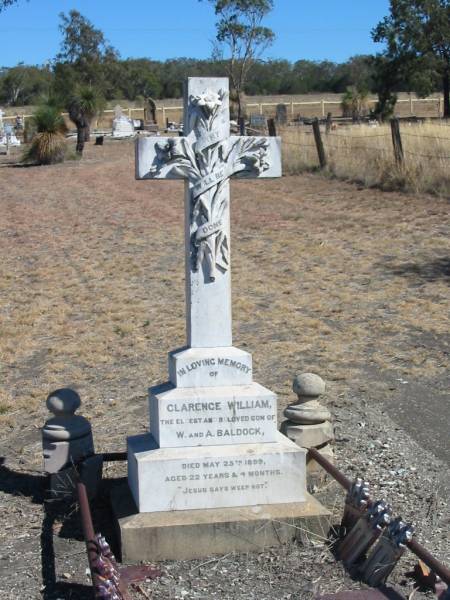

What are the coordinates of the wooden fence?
(1, 96, 445, 131)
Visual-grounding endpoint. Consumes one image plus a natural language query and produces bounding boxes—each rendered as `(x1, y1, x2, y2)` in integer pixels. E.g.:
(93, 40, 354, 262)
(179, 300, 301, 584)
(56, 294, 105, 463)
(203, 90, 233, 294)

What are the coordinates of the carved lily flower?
(192, 91, 222, 116)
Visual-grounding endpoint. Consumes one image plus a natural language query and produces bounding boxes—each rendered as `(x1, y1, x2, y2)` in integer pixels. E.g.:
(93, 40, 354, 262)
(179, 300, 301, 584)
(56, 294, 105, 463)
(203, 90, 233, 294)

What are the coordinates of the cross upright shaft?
(136, 77, 281, 349)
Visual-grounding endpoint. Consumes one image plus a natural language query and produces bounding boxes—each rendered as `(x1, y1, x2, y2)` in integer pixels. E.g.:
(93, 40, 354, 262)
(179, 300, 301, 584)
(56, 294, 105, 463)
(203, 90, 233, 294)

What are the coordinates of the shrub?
(23, 105, 68, 165)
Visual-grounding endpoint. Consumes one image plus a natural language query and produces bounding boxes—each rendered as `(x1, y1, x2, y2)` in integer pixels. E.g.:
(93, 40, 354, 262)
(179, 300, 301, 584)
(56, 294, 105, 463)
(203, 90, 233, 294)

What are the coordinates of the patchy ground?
(0, 140, 449, 600)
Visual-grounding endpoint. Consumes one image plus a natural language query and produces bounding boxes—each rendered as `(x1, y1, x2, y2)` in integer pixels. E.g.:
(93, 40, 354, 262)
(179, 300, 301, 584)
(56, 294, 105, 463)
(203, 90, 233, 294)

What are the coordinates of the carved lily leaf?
(233, 137, 270, 176)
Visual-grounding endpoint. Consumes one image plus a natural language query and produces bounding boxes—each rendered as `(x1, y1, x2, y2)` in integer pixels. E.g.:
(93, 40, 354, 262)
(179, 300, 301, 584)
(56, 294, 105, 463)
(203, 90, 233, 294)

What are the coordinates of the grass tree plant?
(68, 86, 104, 156)
(23, 104, 67, 165)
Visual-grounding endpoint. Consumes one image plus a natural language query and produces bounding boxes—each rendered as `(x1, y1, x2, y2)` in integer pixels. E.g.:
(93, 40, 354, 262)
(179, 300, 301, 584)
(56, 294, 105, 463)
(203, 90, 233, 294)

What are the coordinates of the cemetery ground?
(0, 139, 449, 599)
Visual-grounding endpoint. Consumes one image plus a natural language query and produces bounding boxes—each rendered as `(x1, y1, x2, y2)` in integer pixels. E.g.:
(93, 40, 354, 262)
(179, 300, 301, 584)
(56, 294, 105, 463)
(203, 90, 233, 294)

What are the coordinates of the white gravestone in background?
(112, 105, 135, 138)
(128, 78, 306, 513)
(0, 108, 21, 147)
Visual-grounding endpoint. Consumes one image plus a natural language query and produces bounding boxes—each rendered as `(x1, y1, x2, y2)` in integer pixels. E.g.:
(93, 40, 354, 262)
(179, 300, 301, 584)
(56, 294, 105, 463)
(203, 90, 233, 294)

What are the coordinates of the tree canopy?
(204, 0, 275, 117)
(373, 0, 450, 116)
(0, 6, 444, 110)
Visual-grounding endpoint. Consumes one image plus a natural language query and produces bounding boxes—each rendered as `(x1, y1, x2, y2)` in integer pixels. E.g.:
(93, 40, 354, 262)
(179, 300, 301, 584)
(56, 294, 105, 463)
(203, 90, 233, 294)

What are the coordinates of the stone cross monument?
(126, 79, 308, 540)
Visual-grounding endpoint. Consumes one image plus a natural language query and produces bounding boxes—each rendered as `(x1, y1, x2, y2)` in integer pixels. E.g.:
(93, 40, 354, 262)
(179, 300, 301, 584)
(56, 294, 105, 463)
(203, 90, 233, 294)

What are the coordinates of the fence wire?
(280, 123, 450, 163)
(400, 131, 450, 142)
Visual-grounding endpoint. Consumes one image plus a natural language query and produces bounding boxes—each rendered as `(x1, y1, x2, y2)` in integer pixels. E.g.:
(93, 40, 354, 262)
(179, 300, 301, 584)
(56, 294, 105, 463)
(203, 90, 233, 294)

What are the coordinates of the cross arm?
(135, 134, 282, 183)
(229, 136, 282, 179)
(135, 136, 194, 180)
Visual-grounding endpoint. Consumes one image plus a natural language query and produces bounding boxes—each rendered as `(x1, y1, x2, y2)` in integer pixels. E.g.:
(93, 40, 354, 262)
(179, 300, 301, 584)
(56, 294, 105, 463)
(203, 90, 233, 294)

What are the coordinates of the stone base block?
(127, 432, 306, 513)
(168, 346, 252, 388)
(149, 381, 277, 447)
(280, 421, 334, 449)
(111, 480, 331, 562)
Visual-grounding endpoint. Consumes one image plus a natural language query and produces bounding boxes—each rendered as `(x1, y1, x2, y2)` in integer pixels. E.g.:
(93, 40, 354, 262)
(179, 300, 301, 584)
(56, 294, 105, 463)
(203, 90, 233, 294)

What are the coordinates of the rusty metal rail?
(308, 447, 450, 587)
(75, 462, 160, 599)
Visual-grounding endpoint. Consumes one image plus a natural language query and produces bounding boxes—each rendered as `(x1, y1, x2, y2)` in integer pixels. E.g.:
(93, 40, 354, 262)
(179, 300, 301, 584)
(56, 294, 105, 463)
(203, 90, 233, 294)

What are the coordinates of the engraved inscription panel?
(129, 434, 307, 513)
(150, 383, 278, 448)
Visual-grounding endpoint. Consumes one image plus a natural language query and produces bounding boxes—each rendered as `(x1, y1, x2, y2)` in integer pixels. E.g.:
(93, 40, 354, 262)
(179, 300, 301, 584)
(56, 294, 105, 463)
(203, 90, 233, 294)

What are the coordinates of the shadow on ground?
(380, 257, 450, 282)
(0, 458, 96, 600)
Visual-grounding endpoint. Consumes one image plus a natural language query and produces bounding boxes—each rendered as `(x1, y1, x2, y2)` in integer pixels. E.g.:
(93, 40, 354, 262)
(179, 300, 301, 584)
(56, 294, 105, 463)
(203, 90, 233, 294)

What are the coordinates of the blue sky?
(0, 0, 390, 68)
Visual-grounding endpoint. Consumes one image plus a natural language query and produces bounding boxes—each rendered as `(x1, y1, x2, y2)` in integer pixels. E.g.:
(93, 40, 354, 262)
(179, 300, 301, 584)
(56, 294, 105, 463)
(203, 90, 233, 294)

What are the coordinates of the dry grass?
(0, 138, 449, 439)
(281, 121, 450, 197)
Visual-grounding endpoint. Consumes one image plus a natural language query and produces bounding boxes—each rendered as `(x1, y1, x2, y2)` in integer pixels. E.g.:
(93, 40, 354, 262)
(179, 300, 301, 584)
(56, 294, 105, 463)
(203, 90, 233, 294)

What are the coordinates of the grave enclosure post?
(312, 118, 327, 168)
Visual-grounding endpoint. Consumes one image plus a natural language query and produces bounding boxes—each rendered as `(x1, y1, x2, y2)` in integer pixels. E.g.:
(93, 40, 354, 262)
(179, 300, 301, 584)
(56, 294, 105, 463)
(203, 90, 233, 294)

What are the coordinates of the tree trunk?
(84, 121, 91, 142)
(76, 126, 85, 155)
(236, 92, 242, 121)
(443, 69, 450, 119)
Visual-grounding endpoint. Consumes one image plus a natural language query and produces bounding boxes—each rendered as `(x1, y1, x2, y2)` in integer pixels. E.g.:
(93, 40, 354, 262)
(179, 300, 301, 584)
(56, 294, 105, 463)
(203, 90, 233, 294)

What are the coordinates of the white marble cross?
(136, 77, 281, 349)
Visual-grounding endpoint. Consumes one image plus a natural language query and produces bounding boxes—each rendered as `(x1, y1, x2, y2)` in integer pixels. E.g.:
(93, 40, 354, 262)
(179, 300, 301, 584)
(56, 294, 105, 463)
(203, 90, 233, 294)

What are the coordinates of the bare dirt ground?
(0, 140, 449, 599)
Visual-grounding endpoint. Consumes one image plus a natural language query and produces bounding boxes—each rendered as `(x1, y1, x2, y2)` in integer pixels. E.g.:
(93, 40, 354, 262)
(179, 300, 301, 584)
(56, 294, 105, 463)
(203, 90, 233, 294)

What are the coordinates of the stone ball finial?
(293, 373, 325, 399)
(46, 388, 81, 417)
(284, 373, 330, 424)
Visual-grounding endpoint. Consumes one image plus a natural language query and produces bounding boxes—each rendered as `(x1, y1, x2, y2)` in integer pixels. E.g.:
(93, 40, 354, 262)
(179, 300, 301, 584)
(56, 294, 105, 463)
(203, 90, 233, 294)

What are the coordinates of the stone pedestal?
(42, 388, 102, 498)
(280, 374, 335, 485)
(42, 389, 94, 473)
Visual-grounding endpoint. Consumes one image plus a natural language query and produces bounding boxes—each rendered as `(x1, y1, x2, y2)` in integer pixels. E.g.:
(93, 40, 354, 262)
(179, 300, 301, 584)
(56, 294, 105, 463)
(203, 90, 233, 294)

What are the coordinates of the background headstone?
(276, 103, 288, 125)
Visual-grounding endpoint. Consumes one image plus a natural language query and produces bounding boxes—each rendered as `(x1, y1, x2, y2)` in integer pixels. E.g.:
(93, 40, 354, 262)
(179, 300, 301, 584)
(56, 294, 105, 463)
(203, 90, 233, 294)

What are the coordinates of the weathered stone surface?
(149, 381, 277, 447)
(168, 346, 252, 388)
(112, 106, 134, 138)
(127, 432, 306, 513)
(112, 480, 331, 562)
(293, 373, 326, 398)
(125, 79, 314, 551)
(42, 388, 94, 473)
(135, 77, 281, 349)
(280, 420, 334, 448)
(284, 399, 331, 424)
(43, 432, 94, 473)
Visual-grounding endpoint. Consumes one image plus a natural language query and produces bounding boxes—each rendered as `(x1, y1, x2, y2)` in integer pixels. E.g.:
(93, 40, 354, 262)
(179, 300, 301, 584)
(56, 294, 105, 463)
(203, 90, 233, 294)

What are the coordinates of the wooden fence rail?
(1, 96, 445, 130)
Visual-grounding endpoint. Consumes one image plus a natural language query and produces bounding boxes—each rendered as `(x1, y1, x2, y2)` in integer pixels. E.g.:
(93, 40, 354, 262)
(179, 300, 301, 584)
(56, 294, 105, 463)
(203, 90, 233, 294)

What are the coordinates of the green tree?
(203, 0, 275, 118)
(0, 0, 22, 11)
(370, 55, 401, 121)
(118, 59, 163, 101)
(341, 86, 370, 121)
(54, 10, 119, 100)
(373, 0, 450, 117)
(0, 64, 52, 105)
